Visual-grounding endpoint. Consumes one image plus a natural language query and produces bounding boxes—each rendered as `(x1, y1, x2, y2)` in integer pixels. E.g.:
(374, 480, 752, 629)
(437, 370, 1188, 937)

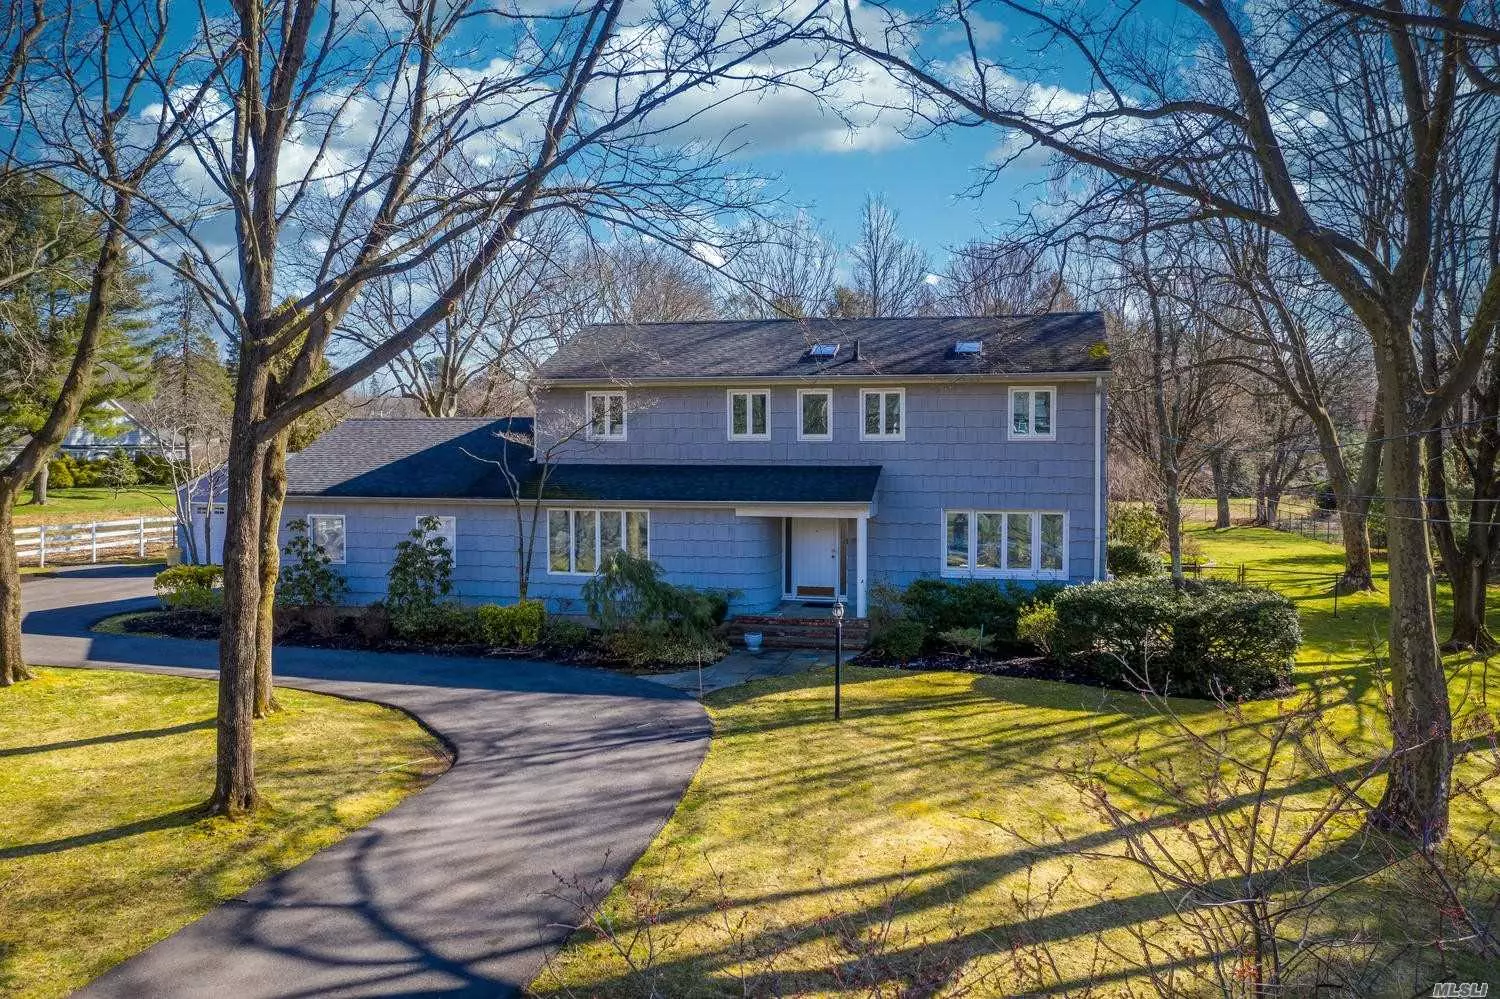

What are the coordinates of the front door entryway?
(789, 518, 841, 599)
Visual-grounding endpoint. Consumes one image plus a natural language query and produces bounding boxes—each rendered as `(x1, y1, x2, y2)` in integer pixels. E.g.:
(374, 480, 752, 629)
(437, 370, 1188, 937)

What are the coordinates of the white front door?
(791, 518, 841, 599)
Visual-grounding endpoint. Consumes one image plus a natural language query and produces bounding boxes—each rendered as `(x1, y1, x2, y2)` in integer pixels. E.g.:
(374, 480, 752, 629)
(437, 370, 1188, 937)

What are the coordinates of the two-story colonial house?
(271, 314, 1110, 618)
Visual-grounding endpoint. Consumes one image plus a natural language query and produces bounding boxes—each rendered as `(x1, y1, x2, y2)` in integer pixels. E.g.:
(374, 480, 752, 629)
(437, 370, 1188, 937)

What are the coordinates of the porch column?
(855, 513, 868, 618)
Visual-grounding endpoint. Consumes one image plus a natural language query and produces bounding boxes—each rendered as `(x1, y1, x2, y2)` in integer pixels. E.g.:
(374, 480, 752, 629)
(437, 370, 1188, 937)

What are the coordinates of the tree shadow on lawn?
(542, 738, 1485, 999)
(0, 718, 213, 759)
(0, 805, 203, 860)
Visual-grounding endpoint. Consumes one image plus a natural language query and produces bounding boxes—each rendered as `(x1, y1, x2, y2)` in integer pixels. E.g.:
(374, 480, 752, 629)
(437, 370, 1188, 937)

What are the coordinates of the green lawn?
(536, 524, 1498, 996)
(0, 667, 449, 999)
(11, 486, 176, 527)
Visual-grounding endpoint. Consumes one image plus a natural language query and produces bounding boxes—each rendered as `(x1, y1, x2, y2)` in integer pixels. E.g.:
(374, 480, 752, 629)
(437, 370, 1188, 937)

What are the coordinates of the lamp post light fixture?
(831, 600, 844, 721)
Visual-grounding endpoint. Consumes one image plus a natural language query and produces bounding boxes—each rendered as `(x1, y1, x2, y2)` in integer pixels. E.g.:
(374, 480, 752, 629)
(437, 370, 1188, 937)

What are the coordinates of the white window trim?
(797, 388, 833, 442)
(859, 387, 906, 441)
(939, 509, 1068, 580)
(306, 513, 347, 565)
(585, 390, 628, 441)
(416, 515, 457, 565)
(726, 388, 772, 442)
(1007, 385, 1057, 441)
(547, 508, 651, 576)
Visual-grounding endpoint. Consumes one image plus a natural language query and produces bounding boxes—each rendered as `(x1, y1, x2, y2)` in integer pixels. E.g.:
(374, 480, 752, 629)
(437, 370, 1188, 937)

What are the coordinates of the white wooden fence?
(14, 516, 176, 566)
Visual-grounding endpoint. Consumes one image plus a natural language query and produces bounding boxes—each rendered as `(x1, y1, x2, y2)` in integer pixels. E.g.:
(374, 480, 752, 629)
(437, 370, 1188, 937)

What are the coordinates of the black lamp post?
(832, 600, 844, 721)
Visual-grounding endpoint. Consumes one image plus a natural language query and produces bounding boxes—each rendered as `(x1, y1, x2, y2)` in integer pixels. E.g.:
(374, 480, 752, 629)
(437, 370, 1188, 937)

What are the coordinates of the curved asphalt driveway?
(19, 566, 710, 998)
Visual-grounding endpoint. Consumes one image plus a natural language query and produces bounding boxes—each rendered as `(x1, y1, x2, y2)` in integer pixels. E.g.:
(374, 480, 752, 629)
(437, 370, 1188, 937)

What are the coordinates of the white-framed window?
(798, 388, 832, 441)
(942, 509, 1066, 578)
(727, 389, 771, 441)
(417, 515, 457, 564)
(586, 390, 627, 440)
(1008, 386, 1056, 440)
(307, 513, 347, 565)
(860, 388, 905, 441)
(548, 508, 650, 575)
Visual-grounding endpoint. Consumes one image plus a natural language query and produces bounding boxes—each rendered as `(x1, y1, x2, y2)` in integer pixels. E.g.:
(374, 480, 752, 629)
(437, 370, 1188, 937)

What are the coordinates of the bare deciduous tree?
(45, 0, 842, 814)
(827, 0, 1500, 841)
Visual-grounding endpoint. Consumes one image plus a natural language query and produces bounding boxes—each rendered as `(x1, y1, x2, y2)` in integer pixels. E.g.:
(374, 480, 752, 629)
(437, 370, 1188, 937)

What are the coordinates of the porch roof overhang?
(537, 463, 881, 507)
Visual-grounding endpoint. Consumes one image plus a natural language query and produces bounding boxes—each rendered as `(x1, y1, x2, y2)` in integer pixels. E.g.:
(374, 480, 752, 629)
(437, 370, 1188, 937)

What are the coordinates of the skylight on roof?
(954, 340, 982, 354)
(808, 343, 840, 358)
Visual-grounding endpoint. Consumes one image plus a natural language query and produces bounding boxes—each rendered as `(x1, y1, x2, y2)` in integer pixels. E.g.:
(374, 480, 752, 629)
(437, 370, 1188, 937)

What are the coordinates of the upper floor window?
(306, 513, 347, 565)
(1009, 386, 1055, 440)
(798, 389, 832, 441)
(727, 389, 770, 441)
(943, 509, 1065, 578)
(861, 388, 904, 441)
(587, 391, 626, 440)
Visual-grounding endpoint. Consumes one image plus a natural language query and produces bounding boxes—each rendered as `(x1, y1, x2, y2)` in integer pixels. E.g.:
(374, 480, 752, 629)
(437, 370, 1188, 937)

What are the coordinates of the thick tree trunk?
(254, 439, 287, 718)
(30, 462, 48, 506)
(0, 501, 31, 686)
(210, 376, 268, 817)
(1371, 425, 1451, 844)
(1309, 403, 1380, 593)
(1446, 556, 1494, 652)
(1210, 450, 1232, 528)
(1337, 512, 1375, 593)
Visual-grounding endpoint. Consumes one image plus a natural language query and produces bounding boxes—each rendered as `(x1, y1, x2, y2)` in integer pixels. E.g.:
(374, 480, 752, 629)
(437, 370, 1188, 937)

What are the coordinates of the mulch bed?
(115, 608, 705, 675)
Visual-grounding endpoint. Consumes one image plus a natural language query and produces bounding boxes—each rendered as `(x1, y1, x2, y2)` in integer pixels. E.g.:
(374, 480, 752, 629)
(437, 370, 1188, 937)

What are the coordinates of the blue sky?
(749, 127, 1048, 260)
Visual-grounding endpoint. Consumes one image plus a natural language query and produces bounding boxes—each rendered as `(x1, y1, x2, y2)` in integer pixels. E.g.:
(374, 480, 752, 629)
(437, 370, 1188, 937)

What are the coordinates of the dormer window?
(808, 343, 840, 358)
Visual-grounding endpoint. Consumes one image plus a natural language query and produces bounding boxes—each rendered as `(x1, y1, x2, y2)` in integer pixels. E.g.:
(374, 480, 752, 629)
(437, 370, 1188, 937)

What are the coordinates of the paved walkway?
(646, 648, 831, 695)
(19, 566, 710, 998)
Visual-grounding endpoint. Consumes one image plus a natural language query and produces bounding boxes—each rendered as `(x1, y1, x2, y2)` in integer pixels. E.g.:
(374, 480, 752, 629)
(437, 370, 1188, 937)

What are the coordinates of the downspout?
(1093, 375, 1104, 581)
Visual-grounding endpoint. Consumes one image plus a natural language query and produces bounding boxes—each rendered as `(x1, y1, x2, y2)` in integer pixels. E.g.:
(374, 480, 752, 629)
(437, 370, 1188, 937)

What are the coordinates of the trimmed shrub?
(279, 518, 346, 607)
(1107, 541, 1164, 578)
(606, 625, 724, 669)
(870, 618, 926, 662)
(900, 578, 1062, 649)
(937, 626, 995, 656)
(541, 618, 591, 651)
(1109, 504, 1166, 551)
(1051, 578, 1298, 699)
(476, 600, 547, 647)
(1016, 600, 1058, 655)
(154, 564, 222, 612)
(46, 457, 75, 489)
(389, 601, 486, 645)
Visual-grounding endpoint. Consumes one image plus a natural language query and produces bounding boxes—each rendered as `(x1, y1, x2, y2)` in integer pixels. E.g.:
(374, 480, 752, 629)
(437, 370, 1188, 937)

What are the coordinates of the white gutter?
(536, 370, 1112, 390)
(1093, 375, 1105, 581)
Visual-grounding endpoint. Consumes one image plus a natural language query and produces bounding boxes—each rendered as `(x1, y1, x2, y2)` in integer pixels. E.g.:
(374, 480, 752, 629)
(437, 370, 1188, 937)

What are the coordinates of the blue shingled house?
(274, 314, 1111, 619)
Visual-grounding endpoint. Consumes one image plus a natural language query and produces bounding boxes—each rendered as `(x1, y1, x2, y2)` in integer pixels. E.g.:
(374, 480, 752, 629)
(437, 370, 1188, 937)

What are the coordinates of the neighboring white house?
(177, 466, 229, 564)
(58, 399, 185, 460)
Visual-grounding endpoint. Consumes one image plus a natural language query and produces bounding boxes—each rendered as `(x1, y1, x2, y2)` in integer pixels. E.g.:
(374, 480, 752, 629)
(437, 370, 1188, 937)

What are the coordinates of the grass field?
(10, 486, 176, 527)
(0, 667, 449, 999)
(536, 523, 1498, 996)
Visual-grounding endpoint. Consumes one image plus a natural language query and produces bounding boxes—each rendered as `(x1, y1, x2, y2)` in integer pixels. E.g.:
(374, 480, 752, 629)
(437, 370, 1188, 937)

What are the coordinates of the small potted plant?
(743, 631, 763, 653)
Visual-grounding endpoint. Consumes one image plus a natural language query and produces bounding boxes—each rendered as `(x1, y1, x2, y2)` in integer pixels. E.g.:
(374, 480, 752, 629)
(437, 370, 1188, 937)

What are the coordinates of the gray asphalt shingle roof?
(537, 313, 1110, 381)
(285, 418, 879, 504)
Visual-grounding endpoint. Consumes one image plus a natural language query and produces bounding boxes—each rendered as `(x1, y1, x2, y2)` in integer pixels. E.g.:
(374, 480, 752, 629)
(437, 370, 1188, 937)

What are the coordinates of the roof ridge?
(583, 311, 1099, 328)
